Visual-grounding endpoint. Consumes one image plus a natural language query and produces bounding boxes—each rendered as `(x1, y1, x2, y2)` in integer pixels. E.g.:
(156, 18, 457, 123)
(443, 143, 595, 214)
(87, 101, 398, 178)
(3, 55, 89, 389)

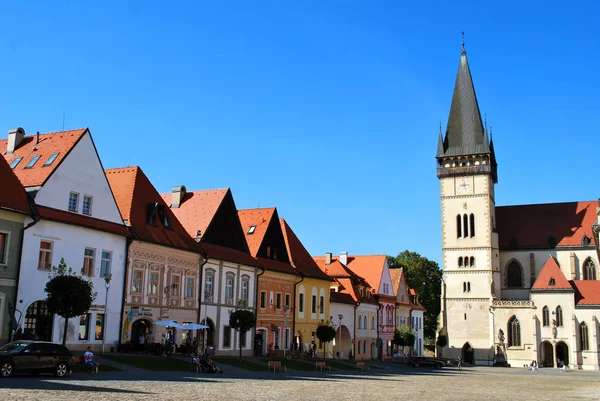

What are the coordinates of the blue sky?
(1, 1, 598, 264)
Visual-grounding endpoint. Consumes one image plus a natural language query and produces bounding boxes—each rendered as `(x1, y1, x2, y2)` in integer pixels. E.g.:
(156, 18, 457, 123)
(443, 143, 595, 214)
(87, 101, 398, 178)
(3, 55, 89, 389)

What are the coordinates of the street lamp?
(283, 305, 290, 359)
(338, 314, 343, 359)
(102, 274, 112, 355)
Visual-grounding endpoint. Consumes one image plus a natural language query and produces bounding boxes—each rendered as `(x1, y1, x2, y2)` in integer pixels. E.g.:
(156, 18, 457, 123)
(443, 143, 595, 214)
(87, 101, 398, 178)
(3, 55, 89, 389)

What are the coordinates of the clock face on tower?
(456, 177, 472, 194)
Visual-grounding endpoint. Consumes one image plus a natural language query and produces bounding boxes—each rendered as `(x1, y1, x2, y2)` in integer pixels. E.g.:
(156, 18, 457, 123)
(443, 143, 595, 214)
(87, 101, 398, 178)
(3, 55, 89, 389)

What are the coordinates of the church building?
(436, 43, 600, 370)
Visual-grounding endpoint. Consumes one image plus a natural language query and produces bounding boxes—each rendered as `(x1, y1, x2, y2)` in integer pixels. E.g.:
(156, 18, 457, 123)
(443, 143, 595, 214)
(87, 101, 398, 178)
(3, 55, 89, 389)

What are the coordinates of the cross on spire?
(462, 31, 465, 52)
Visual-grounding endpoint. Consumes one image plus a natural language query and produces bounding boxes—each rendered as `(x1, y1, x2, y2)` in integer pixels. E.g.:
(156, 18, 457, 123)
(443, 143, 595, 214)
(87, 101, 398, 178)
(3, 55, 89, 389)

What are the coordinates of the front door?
(24, 301, 53, 342)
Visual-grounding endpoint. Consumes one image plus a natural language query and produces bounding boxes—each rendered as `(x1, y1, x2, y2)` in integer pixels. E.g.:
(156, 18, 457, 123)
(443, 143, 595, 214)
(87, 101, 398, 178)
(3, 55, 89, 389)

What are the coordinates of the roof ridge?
(159, 188, 229, 196)
(498, 200, 597, 208)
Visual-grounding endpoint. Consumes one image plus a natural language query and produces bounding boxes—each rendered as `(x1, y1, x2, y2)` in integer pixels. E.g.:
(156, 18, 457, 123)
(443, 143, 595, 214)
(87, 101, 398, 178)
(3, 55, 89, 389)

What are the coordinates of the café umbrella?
(153, 320, 186, 329)
(183, 323, 209, 330)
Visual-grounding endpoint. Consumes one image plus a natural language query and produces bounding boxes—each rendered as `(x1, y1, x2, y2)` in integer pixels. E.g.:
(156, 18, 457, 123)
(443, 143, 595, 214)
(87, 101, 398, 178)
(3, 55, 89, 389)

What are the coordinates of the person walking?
(457, 356, 463, 370)
(531, 360, 538, 372)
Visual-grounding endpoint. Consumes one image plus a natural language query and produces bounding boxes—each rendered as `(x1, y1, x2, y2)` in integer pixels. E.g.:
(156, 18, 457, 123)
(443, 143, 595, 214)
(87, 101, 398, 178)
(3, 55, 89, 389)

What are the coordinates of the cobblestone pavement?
(1, 365, 599, 401)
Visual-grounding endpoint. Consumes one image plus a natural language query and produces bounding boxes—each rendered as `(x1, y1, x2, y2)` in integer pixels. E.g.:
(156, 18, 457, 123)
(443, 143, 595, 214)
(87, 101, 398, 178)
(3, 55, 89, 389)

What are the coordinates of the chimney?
(7, 127, 25, 154)
(339, 251, 348, 266)
(35, 131, 39, 145)
(325, 252, 332, 265)
(171, 185, 186, 208)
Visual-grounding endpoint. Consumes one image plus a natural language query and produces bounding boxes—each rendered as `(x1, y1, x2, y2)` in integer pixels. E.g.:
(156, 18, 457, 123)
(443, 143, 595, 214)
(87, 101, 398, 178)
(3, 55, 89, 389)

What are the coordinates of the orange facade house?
(238, 208, 299, 356)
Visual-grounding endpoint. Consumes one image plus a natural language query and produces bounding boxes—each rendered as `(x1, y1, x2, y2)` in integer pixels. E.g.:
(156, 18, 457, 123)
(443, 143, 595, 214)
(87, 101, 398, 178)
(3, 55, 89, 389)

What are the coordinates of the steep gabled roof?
(330, 290, 356, 305)
(346, 255, 388, 293)
(238, 208, 276, 256)
(280, 218, 332, 281)
(201, 242, 260, 268)
(497, 201, 597, 249)
(106, 167, 198, 250)
(572, 280, 600, 306)
(0, 154, 33, 214)
(1, 129, 87, 187)
(37, 205, 129, 237)
(313, 257, 352, 278)
(409, 288, 427, 312)
(532, 257, 573, 291)
(389, 267, 404, 297)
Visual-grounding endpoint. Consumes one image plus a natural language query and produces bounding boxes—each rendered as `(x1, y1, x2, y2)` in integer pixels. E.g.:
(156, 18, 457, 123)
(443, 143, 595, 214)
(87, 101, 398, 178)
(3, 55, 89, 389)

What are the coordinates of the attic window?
(10, 157, 22, 169)
(146, 203, 158, 225)
(43, 152, 59, 166)
(157, 206, 171, 229)
(248, 225, 256, 234)
(548, 278, 556, 286)
(24, 155, 41, 169)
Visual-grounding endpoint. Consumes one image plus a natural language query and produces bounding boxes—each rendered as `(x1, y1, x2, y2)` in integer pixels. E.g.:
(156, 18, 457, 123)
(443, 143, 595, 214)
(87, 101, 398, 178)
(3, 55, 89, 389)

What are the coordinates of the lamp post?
(283, 305, 290, 359)
(338, 314, 343, 359)
(102, 274, 112, 355)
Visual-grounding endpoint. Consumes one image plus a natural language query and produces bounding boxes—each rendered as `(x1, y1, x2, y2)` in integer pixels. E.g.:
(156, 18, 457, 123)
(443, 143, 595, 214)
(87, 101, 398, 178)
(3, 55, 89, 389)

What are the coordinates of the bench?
(315, 361, 331, 372)
(267, 361, 287, 372)
(356, 361, 370, 371)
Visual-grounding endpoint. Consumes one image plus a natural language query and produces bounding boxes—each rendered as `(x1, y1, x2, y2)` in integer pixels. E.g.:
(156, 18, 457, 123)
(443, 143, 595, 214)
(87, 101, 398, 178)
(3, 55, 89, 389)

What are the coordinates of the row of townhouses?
(0, 127, 425, 359)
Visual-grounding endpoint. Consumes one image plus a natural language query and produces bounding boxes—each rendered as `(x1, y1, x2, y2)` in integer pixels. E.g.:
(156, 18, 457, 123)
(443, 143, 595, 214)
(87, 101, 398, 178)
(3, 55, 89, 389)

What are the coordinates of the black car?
(0, 341, 74, 378)
(409, 356, 446, 369)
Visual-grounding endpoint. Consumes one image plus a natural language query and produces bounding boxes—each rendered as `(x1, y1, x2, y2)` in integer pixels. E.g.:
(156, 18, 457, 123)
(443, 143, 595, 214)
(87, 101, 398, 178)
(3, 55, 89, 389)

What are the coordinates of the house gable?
(239, 208, 289, 263)
(201, 189, 249, 253)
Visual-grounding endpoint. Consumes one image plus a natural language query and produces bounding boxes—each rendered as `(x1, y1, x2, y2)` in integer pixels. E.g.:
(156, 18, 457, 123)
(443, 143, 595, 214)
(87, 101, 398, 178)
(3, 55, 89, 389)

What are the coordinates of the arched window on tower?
(467, 282, 471, 292)
(463, 282, 467, 293)
(458, 257, 463, 267)
(583, 258, 597, 280)
(507, 260, 523, 288)
(556, 306, 563, 327)
(580, 322, 589, 351)
(470, 256, 475, 267)
(463, 214, 469, 238)
(470, 214, 475, 237)
(542, 306, 549, 327)
(456, 215, 462, 238)
(508, 316, 521, 347)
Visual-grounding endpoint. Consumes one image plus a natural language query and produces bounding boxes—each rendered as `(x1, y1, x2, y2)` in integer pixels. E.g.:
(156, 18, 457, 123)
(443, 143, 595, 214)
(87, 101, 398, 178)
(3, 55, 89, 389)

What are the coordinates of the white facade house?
(1, 128, 128, 351)
(412, 309, 425, 356)
(329, 292, 355, 359)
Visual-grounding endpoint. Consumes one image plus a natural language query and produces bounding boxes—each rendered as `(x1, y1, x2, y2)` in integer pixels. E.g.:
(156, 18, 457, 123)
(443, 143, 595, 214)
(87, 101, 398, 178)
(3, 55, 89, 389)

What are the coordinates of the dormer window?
(157, 205, 170, 228)
(548, 278, 556, 286)
(43, 152, 59, 166)
(24, 155, 41, 169)
(10, 157, 22, 169)
(146, 203, 158, 225)
(248, 225, 256, 234)
(266, 246, 271, 258)
(581, 235, 591, 246)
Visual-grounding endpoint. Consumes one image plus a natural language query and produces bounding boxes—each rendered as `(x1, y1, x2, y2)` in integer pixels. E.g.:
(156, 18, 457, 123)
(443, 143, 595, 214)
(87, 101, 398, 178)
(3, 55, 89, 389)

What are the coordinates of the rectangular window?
(24, 155, 41, 169)
(100, 251, 112, 276)
(9, 157, 22, 169)
(43, 152, 59, 166)
(285, 293, 290, 308)
(223, 326, 231, 347)
(311, 295, 317, 314)
(241, 280, 249, 300)
(266, 246, 271, 258)
(149, 272, 159, 295)
(276, 293, 282, 310)
(226, 277, 233, 299)
(82, 195, 93, 216)
(83, 248, 95, 276)
(38, 240, 53, 270)
(205, 275, 213, 294)
(319, 296, 324, 314)
(132, 270, 143, 293)
(299, 293, 304, 312)
(0, 233, 8, 264)
(260, 291, 266, 309)
(78, 314, 90, 340)
(95, 313, 104, 340)
(171, 275, 180, 297)
(186, 277, 194, 298)
(68, 192, 79, 212)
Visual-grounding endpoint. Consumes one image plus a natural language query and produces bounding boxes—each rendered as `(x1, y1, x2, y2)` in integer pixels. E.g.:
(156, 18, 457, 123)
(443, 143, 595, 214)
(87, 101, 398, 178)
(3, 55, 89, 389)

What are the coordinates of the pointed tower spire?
(437, 122, 445, 156)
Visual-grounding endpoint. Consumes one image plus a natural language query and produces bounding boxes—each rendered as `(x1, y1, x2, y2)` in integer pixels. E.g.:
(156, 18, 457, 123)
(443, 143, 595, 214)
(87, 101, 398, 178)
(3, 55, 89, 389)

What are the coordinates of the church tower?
(436, 42, 501, 364)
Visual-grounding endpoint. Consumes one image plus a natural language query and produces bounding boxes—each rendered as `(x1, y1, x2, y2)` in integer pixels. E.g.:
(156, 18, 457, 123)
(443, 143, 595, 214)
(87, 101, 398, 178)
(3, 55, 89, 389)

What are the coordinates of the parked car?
(0, 341, 74, 378)
(409, 356, 445, 369)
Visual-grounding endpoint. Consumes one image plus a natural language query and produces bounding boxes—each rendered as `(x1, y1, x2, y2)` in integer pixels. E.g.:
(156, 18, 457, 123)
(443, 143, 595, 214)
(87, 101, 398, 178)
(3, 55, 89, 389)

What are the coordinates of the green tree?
(393, 325, 416, 356)
(229, 299, 256, 362)
(44, 258, 95, 345)
(388, 250, 442, 340)
(436, 330, 448, 358)
(315, 320, 336, 360)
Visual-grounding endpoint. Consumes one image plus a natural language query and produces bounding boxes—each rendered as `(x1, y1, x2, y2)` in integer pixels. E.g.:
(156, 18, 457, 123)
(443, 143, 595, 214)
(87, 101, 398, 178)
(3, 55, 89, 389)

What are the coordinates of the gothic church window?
(507, 261, 523, 288)
(580, 322, 589, 351)
(556, 306, 563, 327)
(542, 306, 549, 327)
(508, 316, 521, 347)
(469, 214, 475, 237)
(583, 258, 597, 280)
(456, 215, 462, 238)
(463, 214, 469, 237)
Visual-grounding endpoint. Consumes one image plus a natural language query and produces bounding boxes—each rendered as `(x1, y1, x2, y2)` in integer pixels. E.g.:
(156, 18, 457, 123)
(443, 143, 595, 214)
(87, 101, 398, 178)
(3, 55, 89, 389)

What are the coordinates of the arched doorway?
(24, 301, 53, 342)
(540, 341, 554, 367)
(254, 328, 268, 356)
(333, 325, 352, 359)
(556, 341, 569, 367)
(131, 319, 152, 349)
(462, 342, 474, 364)
(200, 317, 215, 354)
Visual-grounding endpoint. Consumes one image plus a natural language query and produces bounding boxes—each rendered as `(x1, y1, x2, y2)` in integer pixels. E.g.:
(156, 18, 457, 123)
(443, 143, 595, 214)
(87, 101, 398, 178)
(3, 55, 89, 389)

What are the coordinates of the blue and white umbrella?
(153, 320, 186, 329)
(183, 323, 209, 330)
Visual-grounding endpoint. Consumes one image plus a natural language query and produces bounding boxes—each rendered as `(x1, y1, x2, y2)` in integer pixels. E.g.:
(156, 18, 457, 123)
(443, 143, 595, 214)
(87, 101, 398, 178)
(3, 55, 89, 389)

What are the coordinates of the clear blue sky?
(1, 1, 598, 264)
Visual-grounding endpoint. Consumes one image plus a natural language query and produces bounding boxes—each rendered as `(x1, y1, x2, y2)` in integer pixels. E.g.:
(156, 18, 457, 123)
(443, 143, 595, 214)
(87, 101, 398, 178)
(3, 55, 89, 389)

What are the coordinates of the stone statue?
(498, 329, 505, 345)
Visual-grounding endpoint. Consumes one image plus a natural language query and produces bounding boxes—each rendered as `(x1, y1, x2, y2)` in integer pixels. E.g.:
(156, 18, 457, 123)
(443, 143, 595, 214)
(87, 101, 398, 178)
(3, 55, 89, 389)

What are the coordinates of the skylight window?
(248, 225, 256, 234)
(43, 152, 59, 166)
(9, 157, 23, 169)
(24, 155, 41, 169)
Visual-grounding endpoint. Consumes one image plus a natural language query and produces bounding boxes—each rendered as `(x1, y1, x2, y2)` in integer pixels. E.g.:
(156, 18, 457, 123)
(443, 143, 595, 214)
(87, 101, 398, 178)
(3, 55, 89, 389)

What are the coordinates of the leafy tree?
(436, 330, 448, 357)
(229, 299, 256, 362)
(393, 325, 415, 356)
(315, 320, 336, 360)
(44, 258, 95, 345)
(388, 251, 442, 339)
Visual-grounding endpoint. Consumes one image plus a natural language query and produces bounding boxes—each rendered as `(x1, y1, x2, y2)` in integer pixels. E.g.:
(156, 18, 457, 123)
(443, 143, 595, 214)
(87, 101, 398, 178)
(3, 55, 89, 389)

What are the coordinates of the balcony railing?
(436, 164, 493, 178)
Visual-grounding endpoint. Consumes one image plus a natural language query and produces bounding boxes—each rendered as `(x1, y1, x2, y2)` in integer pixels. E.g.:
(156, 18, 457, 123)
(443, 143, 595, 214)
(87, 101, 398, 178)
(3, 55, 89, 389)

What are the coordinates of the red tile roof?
(255, 256, 298, 275)
(389, 268, 404, 297)
(160, 189, 228, 239)
(330, 290, 355, 305)
(1, 129, 87, 187)
(496, 201, 597, 249)
(345, 255, 388, 293)
(37, 205, 129, 237)
(106, 167, 199, 250)
(572, 280, 600, 306)
(313, 257, 352, 278)
(531, 257, 573, 290)
(202, 242, 261, 268)
(0, 154, 32, 214)
(280, 218, 332, 281)
(238, 208, 276, 257)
